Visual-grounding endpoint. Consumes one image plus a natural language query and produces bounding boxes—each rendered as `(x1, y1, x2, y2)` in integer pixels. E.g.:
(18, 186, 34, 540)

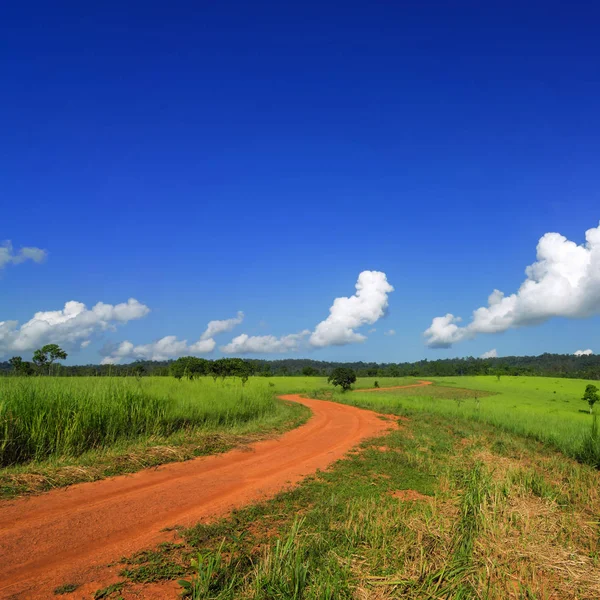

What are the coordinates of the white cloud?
(200, 311, 244, 340)
(480, 349, 498, 359)
(310, 271, 394, 347)
(80, 340, 91, 349)
(574, 349, 593, 356)
(101, 335, 216, 363)
(368, 328, 377, 333)
(425, 222, 600, 348)
(0, 241, 47, 269)
(384, 329, 396, 336)
(220, 331, 310, 354)
(0, 298, 149, 356)
(101, 311, 242, 363)
(218, 271, 394, 355)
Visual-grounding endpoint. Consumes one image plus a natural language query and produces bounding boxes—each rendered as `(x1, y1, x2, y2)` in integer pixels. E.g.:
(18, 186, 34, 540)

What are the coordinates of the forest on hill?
(1, 353, 599, 379)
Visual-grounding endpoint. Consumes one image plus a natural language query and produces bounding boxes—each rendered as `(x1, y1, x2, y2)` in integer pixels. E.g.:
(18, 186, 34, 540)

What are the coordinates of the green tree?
(132, 363, 146, 378)
(302, 366, 318, 376)
(171, 357, 210, 380)
(8, 356, 22, 372)
(8, 356, 34, 376)
(32, 344, 68, 374)
(328, 367, 357, 392)
(583, 384, 599, 415)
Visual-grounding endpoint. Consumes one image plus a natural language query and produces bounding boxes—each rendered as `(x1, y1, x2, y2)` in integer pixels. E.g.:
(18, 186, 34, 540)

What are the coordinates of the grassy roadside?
(77, 410, 600, 600)
(0, 398, 309, 499)
(334, 376, 600, 468)
(0, 376, 419, 499)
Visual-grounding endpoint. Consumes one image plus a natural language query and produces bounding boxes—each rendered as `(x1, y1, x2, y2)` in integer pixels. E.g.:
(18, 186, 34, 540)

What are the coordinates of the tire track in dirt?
(0, 383, 430, 599)
(358, 380, 433, 392)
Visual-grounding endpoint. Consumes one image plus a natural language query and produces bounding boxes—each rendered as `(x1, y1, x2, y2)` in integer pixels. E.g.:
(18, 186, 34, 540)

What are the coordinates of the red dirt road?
(0, 394, 403, 599)
(359, 380, 433, 392)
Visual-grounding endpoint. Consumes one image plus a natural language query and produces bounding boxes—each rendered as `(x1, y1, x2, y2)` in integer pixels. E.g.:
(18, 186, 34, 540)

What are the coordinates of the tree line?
(1, 352, 600, 380)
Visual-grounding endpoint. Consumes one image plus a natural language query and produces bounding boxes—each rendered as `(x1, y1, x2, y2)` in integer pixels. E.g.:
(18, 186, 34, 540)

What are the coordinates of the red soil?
(0, 383, 431, 598)
(359, 380, 433, 392)
(0, 394, 397, 598)
(390, 489, 432, 502)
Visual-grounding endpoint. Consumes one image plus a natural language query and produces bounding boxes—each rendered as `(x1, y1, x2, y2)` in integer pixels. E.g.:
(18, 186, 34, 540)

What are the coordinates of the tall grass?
(0, 377, 279, 467)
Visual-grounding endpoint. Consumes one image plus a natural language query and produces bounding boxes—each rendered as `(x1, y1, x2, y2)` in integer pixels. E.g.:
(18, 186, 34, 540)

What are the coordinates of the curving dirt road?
(359, 380, 433, 392)
(0, 393, 404, 599)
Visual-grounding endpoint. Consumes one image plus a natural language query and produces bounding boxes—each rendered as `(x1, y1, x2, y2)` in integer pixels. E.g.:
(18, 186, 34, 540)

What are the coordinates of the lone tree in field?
(32, 344, 68, 374)
(328, 367, 357, 392)
(583, 384, 599, 415)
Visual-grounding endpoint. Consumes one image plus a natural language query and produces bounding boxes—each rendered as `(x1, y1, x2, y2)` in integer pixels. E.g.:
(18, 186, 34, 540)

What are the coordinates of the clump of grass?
(53, 583, 79, 595)
(0, 377, 280, 467)
(252, 518, 309, 598)
(577, 415, 600, 468)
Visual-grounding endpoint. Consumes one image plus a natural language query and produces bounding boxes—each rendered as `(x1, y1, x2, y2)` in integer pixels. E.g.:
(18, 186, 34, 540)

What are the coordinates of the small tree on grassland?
(583, 384, 599, 415)
(328, 367, 357, 392)
(32, 344, 68, 374)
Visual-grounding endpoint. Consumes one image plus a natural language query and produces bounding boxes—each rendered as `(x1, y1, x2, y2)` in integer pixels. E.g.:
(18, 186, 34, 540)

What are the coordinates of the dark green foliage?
(93, 582, 124, 599)
(2, 352, 600, 380)
(9, 356, 22, 371)
(8, 356, 34, 376)
(209, 358, 254, 384)
(327, 367, 356, 392)
(171, 357, 210, 380)
(583, 384, 599, 414)
(302, 366, 319, 376)
(32, 344, 68, 374)
(53, 583, 79, 595)
(576, 415, 600, 467)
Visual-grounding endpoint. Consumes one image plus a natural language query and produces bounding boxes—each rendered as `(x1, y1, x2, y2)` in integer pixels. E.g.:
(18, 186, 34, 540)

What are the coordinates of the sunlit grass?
(0, 377, 287, 466)
(335, 375, 600, 466)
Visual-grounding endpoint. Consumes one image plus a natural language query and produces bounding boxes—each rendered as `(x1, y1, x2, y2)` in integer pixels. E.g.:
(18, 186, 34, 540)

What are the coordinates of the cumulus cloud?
(425, 222, 600, 348)
(220, 331, 311, 354)
(80, 340, 91, 349)
(310, 271, 394, 347)
(101, 312, 242, 363)
(217, 271, 394, 355)
(0, 241, 47, 269)
(384, 329, 396, 336)
(0, 298, 149, 356)
(480, 349, 498, 359)
(574, 349, 593, 356)
(200, 311, 244, 340)
(101, 335, 217, 363)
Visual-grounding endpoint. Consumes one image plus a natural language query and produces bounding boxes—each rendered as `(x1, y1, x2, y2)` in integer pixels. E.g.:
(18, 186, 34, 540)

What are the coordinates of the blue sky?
(1, 2, 599, 364)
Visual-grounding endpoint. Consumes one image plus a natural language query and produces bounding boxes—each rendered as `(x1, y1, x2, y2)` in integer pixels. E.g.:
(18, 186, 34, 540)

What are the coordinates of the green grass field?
(4, 374, 600, 597)
(334, 375, 600, 467)
(2, 374, 598, 472)
(0, 376, 316, 496)
(0, 375, 416, 467)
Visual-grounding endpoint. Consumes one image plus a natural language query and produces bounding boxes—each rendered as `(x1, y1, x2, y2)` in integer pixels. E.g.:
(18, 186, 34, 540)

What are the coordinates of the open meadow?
(82, 375, 600, 600)
(2, 374, 600, 599)
(335, 375, 600, 467)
